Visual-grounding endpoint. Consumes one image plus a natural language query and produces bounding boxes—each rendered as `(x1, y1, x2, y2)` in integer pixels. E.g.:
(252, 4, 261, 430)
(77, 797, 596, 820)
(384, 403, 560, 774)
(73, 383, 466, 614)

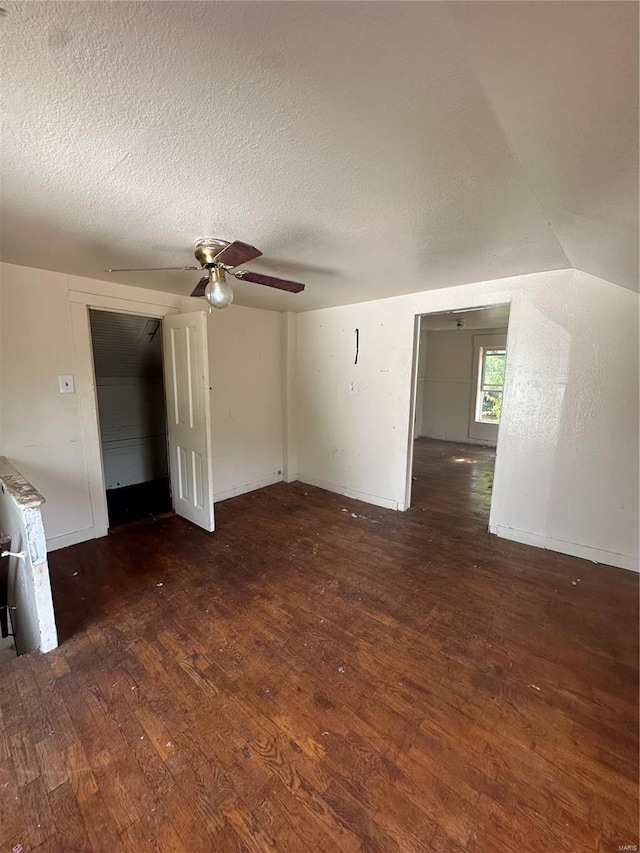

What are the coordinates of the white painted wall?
(0, 263, 286, 550)
(296, 269, 639, 571)
(96, 377, 168, 489)
(2, 260, 637, 572)
(208, 306, 285, 502)
(417, 326, 507, 445)
(1, 265, 97, 550)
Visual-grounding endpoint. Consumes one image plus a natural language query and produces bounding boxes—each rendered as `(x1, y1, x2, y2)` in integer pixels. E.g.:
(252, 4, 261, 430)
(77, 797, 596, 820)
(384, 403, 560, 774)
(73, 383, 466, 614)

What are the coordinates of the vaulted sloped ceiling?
(450, 2, 639, 294)
(0, 2, 637, 311)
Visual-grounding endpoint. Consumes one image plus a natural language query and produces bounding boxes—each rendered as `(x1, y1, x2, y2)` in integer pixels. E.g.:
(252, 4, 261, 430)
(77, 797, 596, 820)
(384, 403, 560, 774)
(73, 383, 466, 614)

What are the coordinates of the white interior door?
(162, 311, 215, 532)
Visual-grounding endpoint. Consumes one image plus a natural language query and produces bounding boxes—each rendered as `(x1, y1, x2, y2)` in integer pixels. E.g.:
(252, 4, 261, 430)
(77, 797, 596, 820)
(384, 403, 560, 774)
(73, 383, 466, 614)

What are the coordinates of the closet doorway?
(89, 309, 171, 528)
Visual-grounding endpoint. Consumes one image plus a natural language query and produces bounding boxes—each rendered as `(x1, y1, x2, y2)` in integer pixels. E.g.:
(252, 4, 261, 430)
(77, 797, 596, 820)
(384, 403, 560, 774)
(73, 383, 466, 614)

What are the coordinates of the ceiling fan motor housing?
(193, 238, 230, 267)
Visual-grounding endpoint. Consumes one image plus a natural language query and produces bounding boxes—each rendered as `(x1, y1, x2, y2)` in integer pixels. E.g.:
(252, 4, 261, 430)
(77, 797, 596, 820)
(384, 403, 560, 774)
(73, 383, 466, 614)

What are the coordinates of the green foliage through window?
(476, 348, 506, 424)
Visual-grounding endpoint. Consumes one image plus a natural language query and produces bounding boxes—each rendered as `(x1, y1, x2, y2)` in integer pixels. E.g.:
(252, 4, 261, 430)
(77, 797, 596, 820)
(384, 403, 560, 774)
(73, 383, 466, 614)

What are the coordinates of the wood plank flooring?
(1, 438, 637, 852)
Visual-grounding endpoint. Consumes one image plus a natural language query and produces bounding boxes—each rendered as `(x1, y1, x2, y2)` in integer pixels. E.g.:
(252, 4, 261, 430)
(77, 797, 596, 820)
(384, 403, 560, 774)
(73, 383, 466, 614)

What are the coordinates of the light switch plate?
(58, 374, 75, 393)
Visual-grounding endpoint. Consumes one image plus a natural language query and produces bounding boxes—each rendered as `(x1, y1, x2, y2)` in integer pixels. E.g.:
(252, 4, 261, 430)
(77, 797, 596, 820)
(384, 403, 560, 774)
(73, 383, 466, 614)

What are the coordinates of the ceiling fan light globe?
(204, 278, 234, 309)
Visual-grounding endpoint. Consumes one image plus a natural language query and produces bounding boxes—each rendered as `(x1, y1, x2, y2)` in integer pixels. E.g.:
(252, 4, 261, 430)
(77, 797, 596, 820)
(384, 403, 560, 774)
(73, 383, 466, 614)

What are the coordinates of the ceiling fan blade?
(214, 241, 262, 269)
(105, 266, 201, 272)
(190, 277, 209, 298)
(233, 270, 305, 293)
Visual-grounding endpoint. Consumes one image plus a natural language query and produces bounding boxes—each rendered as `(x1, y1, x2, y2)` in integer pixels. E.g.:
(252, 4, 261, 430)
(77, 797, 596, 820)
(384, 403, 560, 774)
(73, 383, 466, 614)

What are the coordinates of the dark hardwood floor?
(0, 439, 637, 852)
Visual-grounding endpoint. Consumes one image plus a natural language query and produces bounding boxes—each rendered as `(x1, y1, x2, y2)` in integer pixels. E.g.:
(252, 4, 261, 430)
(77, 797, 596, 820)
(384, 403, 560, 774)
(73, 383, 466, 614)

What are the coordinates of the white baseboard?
(47, 525, 107, 552)
(46, 476, 283, 551)
(490, 524, 638, 572)
(213, 474, 282, 504)
(297, 474, 399, 511)
(419, 435, 496, 447)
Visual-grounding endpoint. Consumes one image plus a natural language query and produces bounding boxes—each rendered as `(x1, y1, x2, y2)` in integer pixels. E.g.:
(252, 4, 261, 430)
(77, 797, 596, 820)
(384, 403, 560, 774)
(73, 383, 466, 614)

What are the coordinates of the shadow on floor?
(107, 477, 172, 528)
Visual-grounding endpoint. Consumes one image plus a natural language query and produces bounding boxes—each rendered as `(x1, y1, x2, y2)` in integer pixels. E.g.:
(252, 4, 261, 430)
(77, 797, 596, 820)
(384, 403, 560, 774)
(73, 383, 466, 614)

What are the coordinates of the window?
(475, 347, 506, 424)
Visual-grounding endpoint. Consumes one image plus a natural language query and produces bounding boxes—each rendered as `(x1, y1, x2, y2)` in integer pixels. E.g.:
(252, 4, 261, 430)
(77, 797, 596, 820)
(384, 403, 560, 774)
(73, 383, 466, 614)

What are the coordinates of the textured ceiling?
(450, 2, 639, 293)
(1, 2, 637, 312)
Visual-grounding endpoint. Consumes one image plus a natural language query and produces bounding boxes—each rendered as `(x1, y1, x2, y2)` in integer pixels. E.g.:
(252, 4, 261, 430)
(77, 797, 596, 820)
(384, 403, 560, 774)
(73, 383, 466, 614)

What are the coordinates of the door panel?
(163, 312, 214, 531)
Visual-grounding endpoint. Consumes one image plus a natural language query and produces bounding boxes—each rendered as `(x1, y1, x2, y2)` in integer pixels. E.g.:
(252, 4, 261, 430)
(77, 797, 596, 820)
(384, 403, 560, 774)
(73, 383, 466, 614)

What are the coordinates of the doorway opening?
(89, 309, 172, 528)
(408, 304, 511, 530)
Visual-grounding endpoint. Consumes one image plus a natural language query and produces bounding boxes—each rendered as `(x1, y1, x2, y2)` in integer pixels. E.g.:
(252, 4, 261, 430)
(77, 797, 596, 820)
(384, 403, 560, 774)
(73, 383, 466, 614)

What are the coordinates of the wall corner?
(283, 312, 298, 482)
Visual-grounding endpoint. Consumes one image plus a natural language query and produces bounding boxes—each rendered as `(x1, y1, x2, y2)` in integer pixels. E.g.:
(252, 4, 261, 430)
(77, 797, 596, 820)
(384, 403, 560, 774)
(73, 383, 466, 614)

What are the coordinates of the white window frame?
(468, 333, 507, 443)
(475, 346, 507, 424)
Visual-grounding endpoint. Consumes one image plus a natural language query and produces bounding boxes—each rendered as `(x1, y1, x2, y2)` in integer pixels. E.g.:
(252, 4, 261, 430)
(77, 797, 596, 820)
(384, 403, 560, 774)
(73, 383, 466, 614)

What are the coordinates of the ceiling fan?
(106, 238, 306, 309)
